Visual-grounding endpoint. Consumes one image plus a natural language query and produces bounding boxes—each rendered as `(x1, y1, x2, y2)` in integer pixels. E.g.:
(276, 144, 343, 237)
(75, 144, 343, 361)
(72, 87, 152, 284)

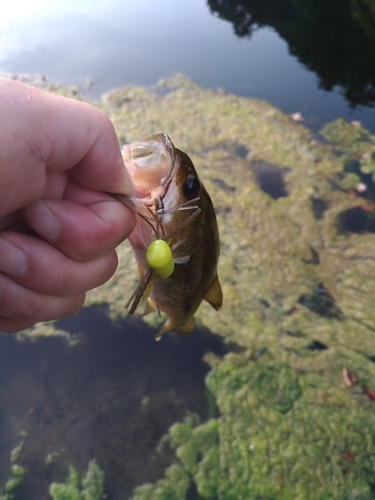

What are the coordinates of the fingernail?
(28, 200, 61, 241)
(115, 150, 134, 196)
(118, 156, 135, 196)
(0, 238, 28, 276)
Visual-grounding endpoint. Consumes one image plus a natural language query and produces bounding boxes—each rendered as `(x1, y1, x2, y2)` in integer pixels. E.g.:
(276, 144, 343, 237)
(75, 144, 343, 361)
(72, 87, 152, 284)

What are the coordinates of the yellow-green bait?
(146, 240, 175, 279)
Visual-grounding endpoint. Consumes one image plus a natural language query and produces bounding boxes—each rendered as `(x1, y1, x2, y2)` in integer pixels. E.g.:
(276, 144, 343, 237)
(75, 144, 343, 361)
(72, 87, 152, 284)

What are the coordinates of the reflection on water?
(209, 0, 375, 109)
(0, 0, 374, 131)
(0, 306, 226, 499)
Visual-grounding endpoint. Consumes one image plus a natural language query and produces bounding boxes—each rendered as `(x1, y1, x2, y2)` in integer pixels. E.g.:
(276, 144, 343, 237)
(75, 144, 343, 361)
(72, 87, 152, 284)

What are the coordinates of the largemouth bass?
(114, 133, 222, 339)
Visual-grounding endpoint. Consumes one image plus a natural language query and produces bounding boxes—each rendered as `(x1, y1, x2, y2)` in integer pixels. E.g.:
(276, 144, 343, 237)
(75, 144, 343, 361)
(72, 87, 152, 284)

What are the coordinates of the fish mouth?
(122, 133, 177, 201)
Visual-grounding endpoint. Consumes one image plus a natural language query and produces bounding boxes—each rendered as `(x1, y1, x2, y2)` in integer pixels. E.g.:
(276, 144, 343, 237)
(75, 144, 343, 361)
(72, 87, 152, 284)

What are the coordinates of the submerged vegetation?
(0, 438, 27, 500)
(12, 74, 375, 498)
(0, 439, 104, 500)
(49, 460, 104, 500)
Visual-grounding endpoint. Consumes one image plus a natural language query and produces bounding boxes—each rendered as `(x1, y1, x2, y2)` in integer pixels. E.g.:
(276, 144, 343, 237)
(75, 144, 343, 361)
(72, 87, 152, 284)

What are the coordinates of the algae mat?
(21, 75, 375, 498)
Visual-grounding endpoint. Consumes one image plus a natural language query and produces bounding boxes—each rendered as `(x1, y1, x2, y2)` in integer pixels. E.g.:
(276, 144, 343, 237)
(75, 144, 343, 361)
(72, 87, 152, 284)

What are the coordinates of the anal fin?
(155, 317, 195, 340)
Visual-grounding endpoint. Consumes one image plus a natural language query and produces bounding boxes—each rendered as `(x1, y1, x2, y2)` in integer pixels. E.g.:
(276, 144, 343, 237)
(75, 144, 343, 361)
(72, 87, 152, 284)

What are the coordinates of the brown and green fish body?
(116, 133, 222, 338)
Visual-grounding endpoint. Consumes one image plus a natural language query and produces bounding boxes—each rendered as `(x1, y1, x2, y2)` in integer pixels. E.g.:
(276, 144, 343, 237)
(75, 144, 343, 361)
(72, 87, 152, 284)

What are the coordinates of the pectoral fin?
(204, 274, 223, 311)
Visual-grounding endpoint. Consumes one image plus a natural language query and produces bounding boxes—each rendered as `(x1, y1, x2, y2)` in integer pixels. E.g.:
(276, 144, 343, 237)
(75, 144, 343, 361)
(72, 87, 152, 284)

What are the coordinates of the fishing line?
(157, 197, 200, 216)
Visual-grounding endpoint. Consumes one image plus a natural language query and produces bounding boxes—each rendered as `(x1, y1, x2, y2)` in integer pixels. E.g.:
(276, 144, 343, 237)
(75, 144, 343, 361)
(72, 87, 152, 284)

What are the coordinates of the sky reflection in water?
(0, 0, 374, 131)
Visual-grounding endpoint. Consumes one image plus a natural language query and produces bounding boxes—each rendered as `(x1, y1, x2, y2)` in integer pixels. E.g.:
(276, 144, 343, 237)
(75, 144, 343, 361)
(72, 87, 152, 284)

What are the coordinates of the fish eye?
(183, 175, 200, 199)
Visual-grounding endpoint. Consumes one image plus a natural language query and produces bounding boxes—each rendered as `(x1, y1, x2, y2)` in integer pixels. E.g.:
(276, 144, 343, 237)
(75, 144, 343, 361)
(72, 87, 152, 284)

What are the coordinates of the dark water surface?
(0, 306, 226, 499)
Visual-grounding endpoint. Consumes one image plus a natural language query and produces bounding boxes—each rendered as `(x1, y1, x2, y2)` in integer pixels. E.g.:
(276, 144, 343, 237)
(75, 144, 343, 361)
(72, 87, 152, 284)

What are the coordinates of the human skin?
(0, 78, 135, 332)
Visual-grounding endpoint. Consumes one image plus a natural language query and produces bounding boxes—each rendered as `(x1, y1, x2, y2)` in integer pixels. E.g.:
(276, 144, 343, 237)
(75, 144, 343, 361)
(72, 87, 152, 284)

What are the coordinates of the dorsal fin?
(204, 274, 223, 311)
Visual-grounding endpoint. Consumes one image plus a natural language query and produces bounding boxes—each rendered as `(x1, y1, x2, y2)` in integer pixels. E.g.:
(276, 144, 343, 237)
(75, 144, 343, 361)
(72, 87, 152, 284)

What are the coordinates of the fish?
(113, 133, 222, 339)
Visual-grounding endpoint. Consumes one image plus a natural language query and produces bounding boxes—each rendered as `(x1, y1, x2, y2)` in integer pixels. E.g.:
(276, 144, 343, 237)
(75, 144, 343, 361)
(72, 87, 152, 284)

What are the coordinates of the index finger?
(0, 78, 133, 198)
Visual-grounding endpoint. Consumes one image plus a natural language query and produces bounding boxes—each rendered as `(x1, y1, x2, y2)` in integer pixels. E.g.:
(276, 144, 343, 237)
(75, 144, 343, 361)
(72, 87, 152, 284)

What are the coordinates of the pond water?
(0, 0, 374, 132)
(0, 307, 227, 499)
(1, 1, 375, 499)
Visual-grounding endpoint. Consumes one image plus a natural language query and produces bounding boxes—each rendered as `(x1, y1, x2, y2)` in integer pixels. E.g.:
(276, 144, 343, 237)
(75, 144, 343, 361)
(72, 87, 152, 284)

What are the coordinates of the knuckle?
(18, 294, 41, 319)
(50, 265, 72, 294)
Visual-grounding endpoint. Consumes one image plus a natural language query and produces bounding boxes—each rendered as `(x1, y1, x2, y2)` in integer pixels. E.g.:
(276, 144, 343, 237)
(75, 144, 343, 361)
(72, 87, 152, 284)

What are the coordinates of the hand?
(0, 78, 135, 332)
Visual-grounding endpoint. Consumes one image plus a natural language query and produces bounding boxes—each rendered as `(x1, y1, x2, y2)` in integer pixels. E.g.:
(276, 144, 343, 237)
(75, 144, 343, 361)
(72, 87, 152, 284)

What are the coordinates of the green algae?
(0, 460, 101, 500)
(205, 351, 375, 499)
(22, 75, 375, 498)
(0, 438, 27, 500)
(130, 416, 219, 499)
(49, 460, 104, 500)
(18, 321, 77, 343)
(45, 452, 59, 467)
(321, 118, 375, 185)
(10, 440, 25, 464)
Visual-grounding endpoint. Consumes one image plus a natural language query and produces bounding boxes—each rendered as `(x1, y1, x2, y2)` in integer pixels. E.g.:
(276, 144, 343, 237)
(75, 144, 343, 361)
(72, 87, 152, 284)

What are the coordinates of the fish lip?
(160, 134, 176, 186)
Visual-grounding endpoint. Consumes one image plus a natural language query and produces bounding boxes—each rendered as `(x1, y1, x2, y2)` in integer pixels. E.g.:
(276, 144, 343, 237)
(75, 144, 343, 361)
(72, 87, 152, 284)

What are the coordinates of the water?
(0, 0, 374, 132)
(0, 306, 226, 499)
(1, 1, 375, 497)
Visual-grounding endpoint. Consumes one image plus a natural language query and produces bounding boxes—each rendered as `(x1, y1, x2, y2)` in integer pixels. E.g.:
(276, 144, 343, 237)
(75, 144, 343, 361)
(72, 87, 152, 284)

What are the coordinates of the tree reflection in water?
(208, 0, 375, 108)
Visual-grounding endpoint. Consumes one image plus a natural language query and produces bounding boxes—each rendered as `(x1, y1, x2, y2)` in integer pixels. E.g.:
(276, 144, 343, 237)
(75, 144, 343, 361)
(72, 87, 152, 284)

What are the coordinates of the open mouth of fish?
(121, 133, 178, 205)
